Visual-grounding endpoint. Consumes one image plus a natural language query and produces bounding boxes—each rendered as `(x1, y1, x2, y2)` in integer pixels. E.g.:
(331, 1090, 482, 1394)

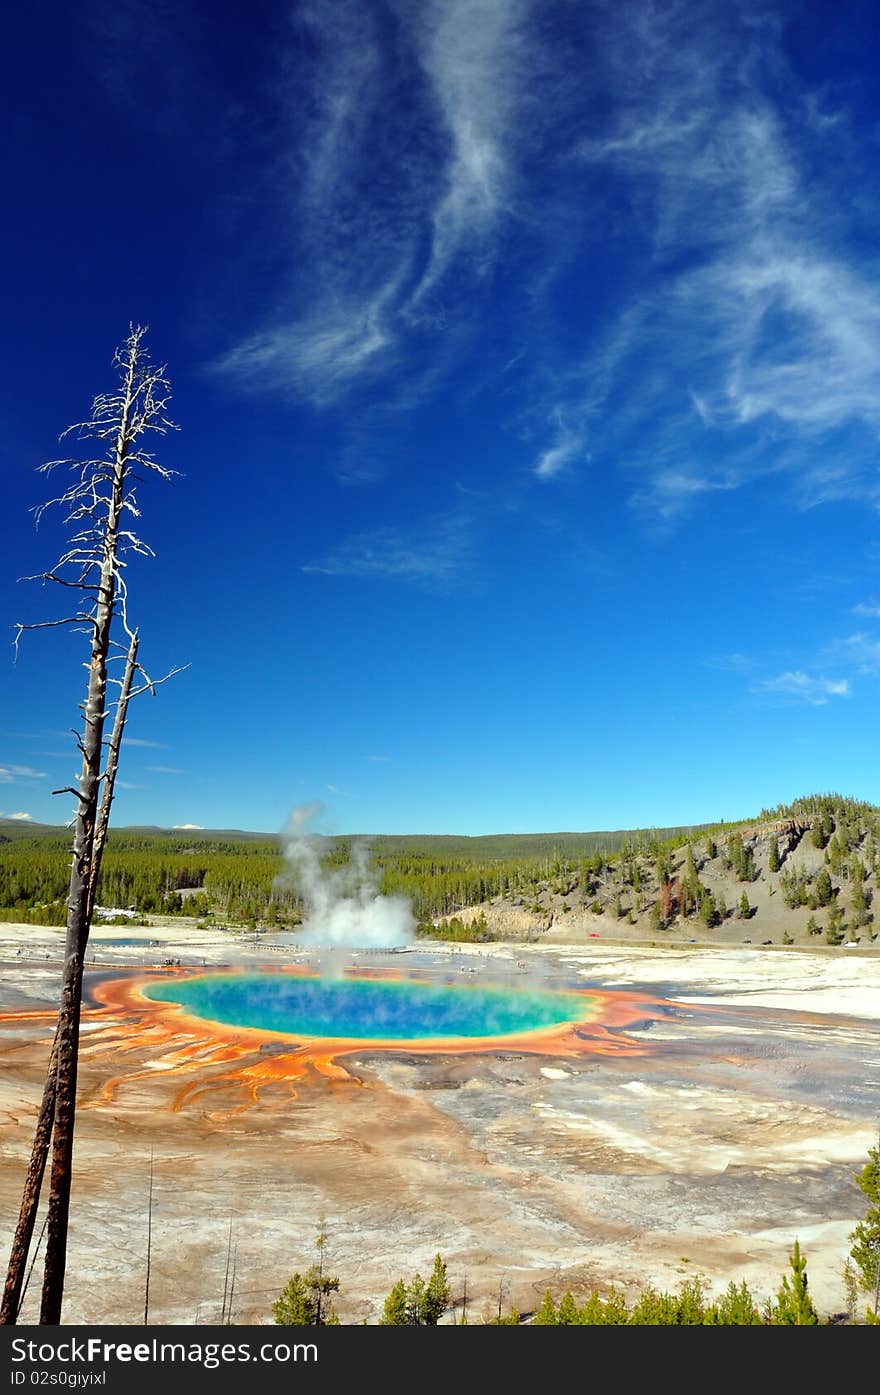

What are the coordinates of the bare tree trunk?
(1, 633, 139, 1324)
(40, 372, 135, 1324)
(40, 963, 85, 1323)
(227, 1247, 237, 1326)
(220, 1220, 233, 1325)
(144, 1149, 154, 1326)
(0, 1034, 59, 1323)
(18, 1215, 48, 1319)
(90, 632, 139, 911)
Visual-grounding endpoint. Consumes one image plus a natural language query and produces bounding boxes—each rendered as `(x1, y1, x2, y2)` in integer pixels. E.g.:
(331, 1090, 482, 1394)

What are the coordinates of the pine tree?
(422, 1254, 450, 1325)
(843, 1259, 860, 1319)
(273, 1273, 314, 1325)
(826, 901, 846, 945)
(405, 1274, 426, 1324)
(557, 1291, 580, 1325)
(272, 1218, 340, 1325)
(628, 1284, 678, 1324)
(685, 844, 698, 883)
(772, 1240, 819, 1325)
(707, 1280, 761, 1325)
(676, 1277, 708, 1324)
(579, 1287, 630, 1324)
(850, 859, 870, 927)
(534, 1290, 558, 1324)
(768, 836, 780, 872)
(579, 1291, 606, 1324)
(380, 1255, 450, 1325)
(380, 1280, 408, 1326)
(828, 836, 845, 876)
(848, 1134, 880, 1321)
(699, 889, 718, 928)
(601, 1286, 629, 1324)
(272, 1266, 340, 1325)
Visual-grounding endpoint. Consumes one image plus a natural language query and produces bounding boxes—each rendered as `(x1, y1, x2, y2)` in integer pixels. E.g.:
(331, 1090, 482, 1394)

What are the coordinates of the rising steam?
(277, 803, 415, 949)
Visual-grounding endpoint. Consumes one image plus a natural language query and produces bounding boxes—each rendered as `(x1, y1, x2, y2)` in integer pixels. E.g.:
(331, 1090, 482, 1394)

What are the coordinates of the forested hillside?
(433, 794, 880, 949)
(0, 815, 721, 925)
(1, 795, 877, 950)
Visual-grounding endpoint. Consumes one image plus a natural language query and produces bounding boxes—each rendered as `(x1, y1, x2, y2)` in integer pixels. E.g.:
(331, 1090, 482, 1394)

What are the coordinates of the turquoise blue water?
(143, 972, 592, 1040)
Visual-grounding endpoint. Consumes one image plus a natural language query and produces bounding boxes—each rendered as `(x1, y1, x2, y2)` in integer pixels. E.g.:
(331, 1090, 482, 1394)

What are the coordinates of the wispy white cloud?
(96, 0, 880, 532)
(753, 670, 850, 705)
(146, 765, 185, 776)
(214, 0, 542, 414)
(711, 251, 880, 435)
(295, 0, 384, 214)
(0, 764, 46, 784)
(214, 293, 398, 407)
(547, 3, 880, 514)
(407, 0, 531, 307)
(631, 469, 739, 522)
(853, 601, 880, 619)
(122, 737, 165, 749)
(303, 513, 470, 585)
(689, 391, 714, 427)
(829, 632, 880, 675)
(1, 811, 34, 821)
(534, 430, 584, 481)
(366, 754, 391, 763)
(172, 823, 203, 830)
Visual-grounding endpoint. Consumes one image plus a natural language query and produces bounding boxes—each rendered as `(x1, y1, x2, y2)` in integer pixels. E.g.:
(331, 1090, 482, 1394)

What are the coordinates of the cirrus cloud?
(752, 671, 850, 706)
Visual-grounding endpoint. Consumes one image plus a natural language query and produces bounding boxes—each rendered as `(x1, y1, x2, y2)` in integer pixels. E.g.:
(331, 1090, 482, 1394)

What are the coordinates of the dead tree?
(0, 632, 140, 1324)
(1, 326, 184, 1325)
(144, 1149, 154, 1326)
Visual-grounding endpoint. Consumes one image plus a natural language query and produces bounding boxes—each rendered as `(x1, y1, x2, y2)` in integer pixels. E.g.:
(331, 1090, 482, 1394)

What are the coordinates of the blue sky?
(3, 0, 880, 836)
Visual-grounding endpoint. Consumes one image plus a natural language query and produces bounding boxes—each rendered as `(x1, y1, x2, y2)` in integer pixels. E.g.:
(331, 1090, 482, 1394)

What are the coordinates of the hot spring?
(143, 971, 597, 1041)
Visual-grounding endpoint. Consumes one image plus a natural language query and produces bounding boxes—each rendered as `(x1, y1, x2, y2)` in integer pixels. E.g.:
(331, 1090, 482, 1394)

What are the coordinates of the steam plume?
(277, 803, 415, 949)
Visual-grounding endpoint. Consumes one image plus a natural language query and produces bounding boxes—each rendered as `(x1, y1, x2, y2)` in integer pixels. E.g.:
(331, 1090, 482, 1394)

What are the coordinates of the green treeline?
(271, 1234, 880, 1325)
(758, 792, 878, 823)
(0, 834, 294, 923)
(0, 832, 562, 925)
(2, 794, 877, 932)
(0, 829, 680, 925)
(0, 834, 723, 927)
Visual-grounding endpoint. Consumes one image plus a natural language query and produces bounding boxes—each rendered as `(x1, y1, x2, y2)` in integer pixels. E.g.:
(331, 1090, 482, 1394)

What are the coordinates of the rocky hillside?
(433, 800, 880, 951)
